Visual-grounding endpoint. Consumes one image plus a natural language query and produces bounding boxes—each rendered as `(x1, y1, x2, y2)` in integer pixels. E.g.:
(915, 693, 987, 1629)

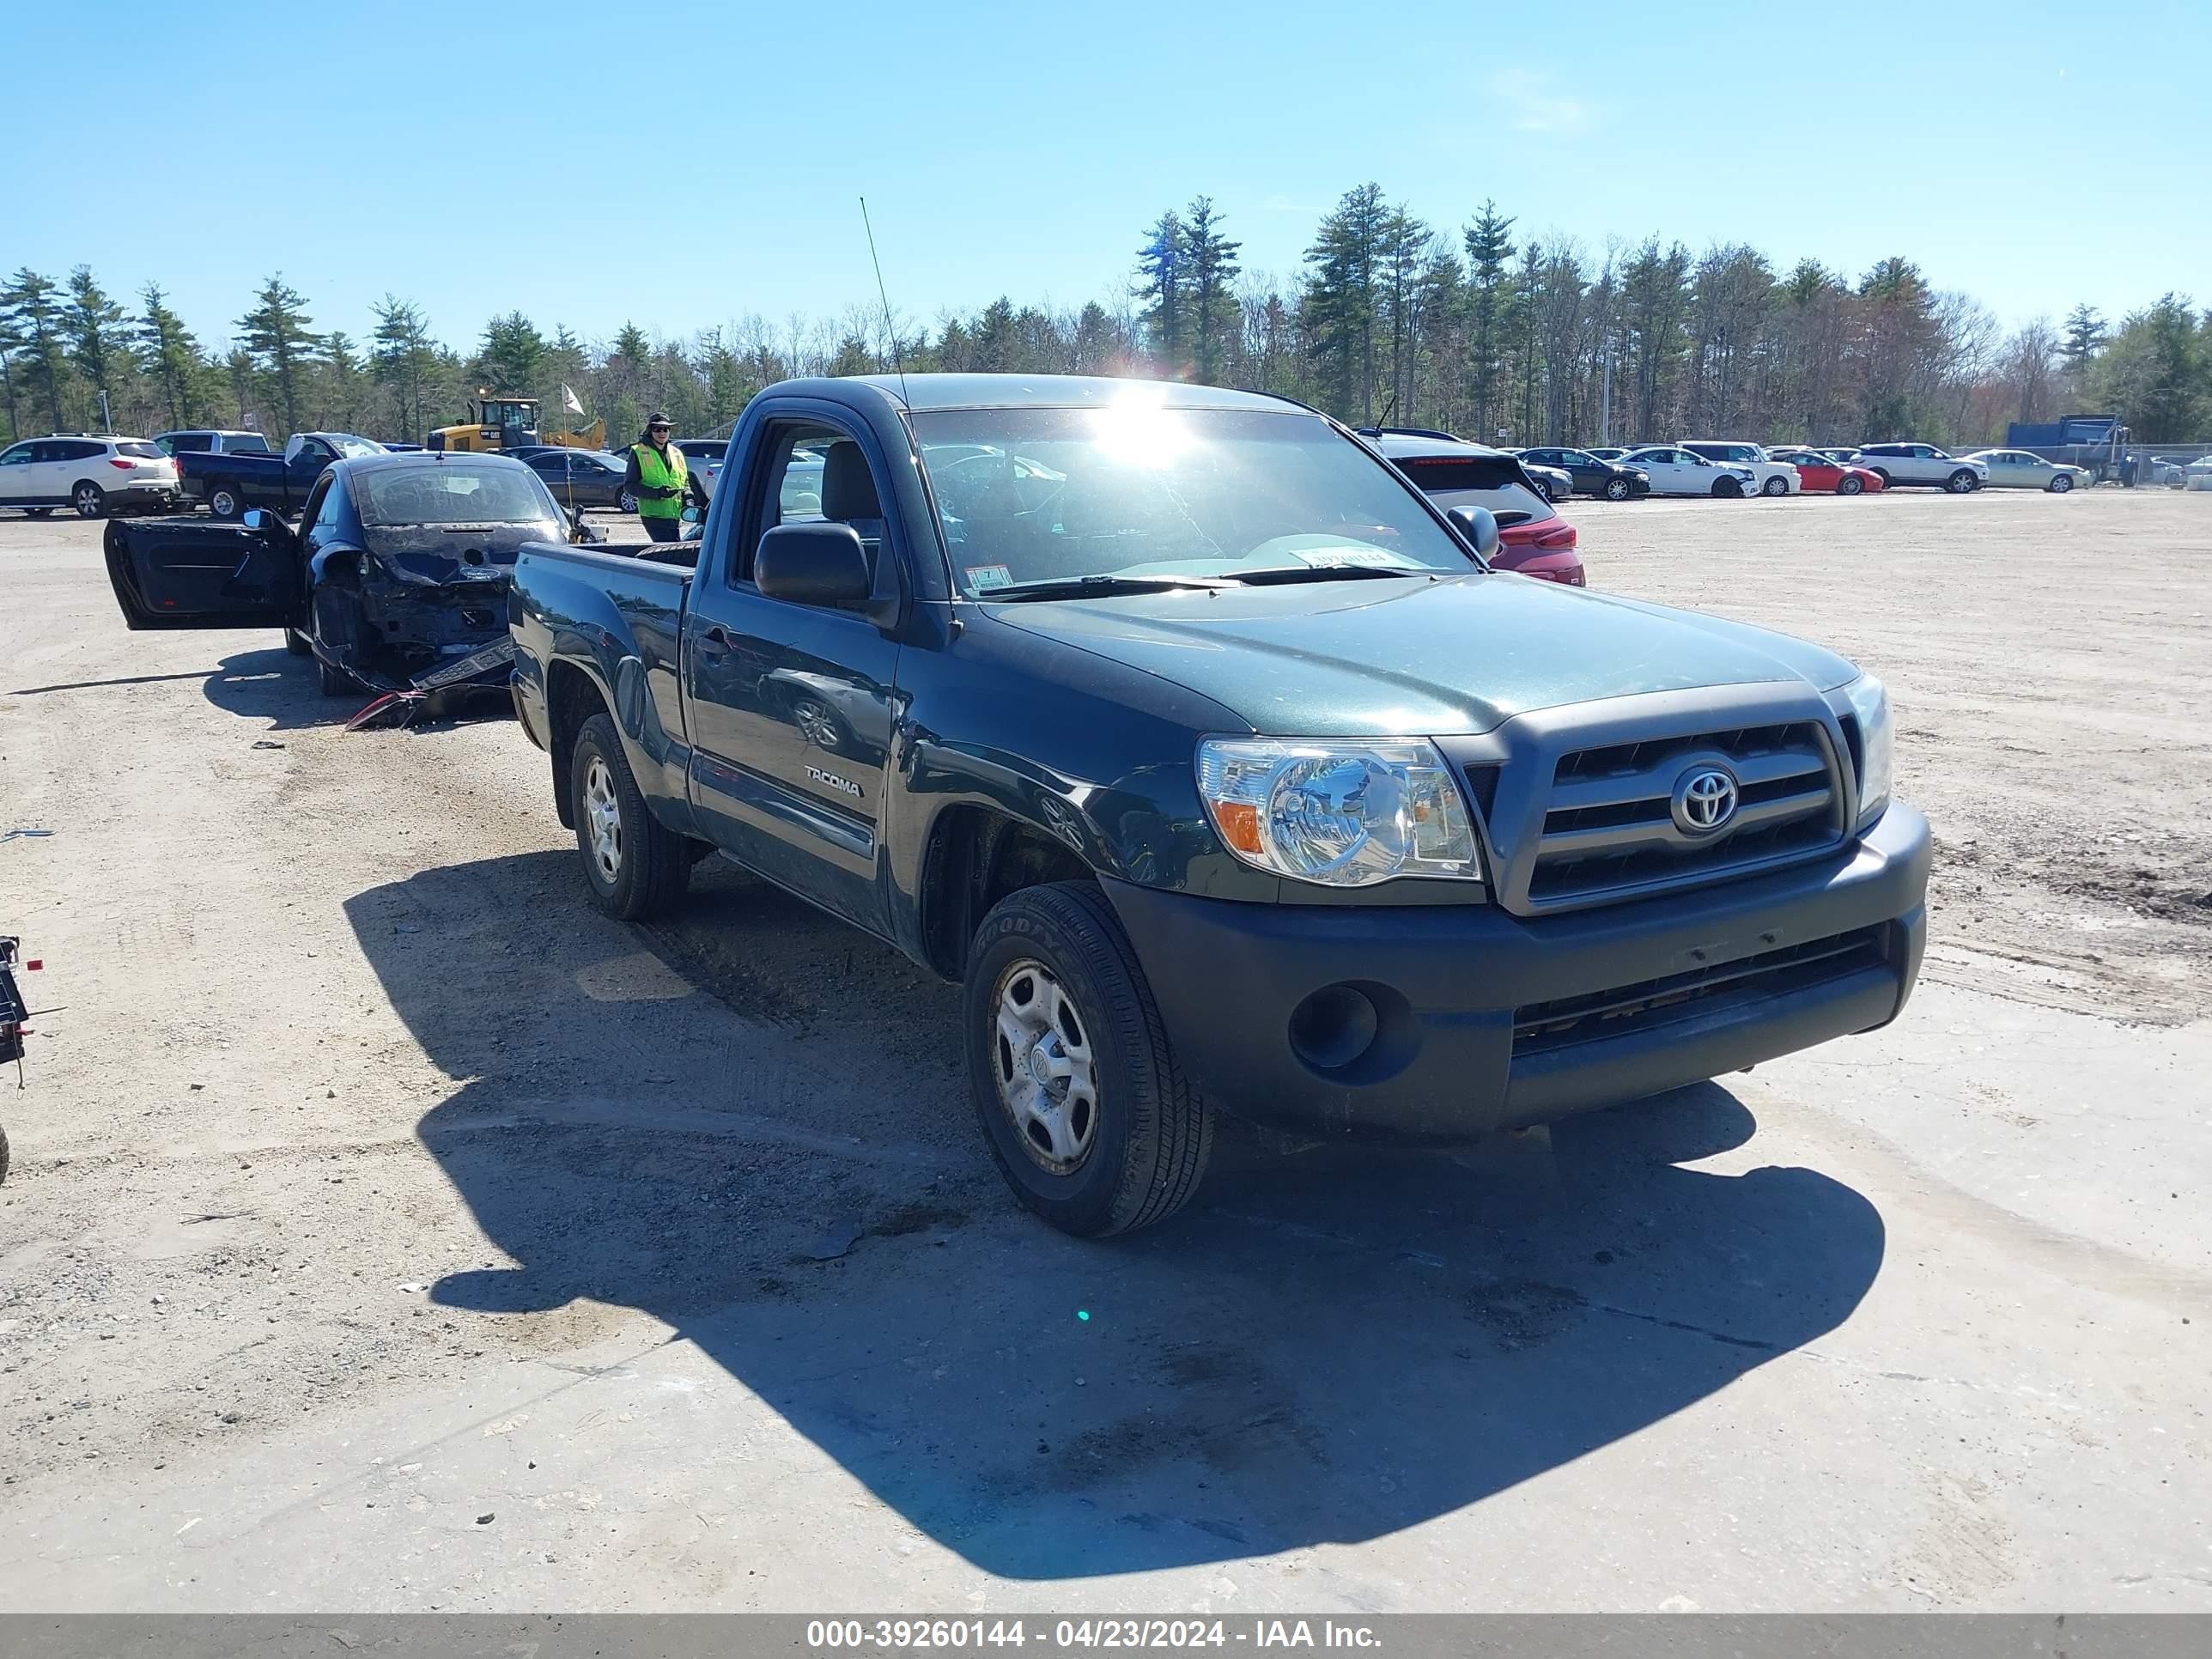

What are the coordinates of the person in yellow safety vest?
(620, 412, 709, 543)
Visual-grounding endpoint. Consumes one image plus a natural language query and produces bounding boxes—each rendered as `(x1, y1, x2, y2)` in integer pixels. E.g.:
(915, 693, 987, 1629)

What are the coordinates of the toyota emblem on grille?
(1672, 765, 1740, 835)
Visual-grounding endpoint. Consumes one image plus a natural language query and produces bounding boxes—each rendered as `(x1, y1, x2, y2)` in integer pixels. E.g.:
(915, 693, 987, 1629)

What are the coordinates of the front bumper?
(1107, 803, 1930, 1141)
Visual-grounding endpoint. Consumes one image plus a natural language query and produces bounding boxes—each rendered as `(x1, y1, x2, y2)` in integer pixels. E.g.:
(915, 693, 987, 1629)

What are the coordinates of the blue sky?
(13, 0, 2205, 354)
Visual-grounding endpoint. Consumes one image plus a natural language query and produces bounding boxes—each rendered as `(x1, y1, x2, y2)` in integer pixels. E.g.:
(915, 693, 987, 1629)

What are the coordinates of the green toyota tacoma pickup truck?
(507, 374, 1931, 1236)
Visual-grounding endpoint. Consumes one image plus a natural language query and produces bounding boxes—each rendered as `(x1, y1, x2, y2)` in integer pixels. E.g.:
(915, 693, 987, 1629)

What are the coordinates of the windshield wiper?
(1220, 565, 1433, 586)
(983, 574, 1235, 602)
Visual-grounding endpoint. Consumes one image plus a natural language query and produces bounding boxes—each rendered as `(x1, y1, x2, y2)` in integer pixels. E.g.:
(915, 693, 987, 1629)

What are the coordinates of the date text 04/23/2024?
(803, 1620, 1383, 1650)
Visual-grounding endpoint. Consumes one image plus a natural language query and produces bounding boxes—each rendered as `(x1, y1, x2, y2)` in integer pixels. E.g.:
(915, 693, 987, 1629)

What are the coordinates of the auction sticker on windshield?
(1272, 538, 1420, 569)
(965, 564, 1015, 591)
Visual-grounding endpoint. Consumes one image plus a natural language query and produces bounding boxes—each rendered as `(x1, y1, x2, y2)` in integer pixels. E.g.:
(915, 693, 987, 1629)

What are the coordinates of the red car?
(1767, 447, 1887, 495)
(1376, 434, 1586, 586)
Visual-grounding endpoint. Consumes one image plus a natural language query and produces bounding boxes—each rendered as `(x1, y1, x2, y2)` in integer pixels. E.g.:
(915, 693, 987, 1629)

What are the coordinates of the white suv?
(1683, 441, 1800, 496)
(0, 434, 183, 519)
(1850, 443, 1989, 493)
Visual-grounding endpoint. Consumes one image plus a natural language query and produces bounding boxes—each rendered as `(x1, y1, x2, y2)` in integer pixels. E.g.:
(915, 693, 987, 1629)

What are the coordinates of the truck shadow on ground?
(349, 850, 1886, 1581)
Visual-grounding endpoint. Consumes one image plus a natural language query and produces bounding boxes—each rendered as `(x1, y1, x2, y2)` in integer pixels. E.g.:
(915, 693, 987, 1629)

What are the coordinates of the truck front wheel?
(570, 713, 690, 920)
(963, 881, 1213, 1237)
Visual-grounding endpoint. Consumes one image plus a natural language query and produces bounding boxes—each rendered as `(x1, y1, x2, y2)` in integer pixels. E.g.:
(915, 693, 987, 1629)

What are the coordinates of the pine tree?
(371, 296, 438, 444)
(137, 283, 204, 428)
(1462, 201, 1516, 434)
(1183, 198, 1243, 385)
(2087, 295, 2203, 441)
(1377, 205, 1428, 422)
(237, 276, 325, 435)
(65, 267, 129, 420)
(1, 269, 72, 431)
(2059, 304, 2106, 373)
(1134, 211, 1188, 375)
(478, 311, 548, 394)
(1304, 183, 1389, 421)
(322, 331, 366, 432)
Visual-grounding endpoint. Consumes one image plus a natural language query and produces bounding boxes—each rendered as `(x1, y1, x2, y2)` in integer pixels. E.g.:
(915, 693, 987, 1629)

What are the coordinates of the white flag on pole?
(562, 384, 585, 416)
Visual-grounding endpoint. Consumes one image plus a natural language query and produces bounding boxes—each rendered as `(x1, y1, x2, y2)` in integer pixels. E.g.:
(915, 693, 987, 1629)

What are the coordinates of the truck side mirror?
(1448, 505, 1499, 560)
(757, 521, 871, 607)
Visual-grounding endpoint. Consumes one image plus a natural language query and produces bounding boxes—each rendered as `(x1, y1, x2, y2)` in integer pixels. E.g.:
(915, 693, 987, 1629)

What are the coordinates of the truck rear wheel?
(208, 485, 242, 520)
(570, 713, 690, 920)
(963, 881, 1212, 1237)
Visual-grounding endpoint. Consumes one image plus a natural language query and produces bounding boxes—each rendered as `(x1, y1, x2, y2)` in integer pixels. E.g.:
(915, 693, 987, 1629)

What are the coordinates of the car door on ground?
(681, 415, 902, 936)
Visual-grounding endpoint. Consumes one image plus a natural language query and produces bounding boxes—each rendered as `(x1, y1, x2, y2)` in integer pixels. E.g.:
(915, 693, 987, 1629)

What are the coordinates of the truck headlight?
(1197, 738, 1483, 888)
(1842, 674, 1893, 826)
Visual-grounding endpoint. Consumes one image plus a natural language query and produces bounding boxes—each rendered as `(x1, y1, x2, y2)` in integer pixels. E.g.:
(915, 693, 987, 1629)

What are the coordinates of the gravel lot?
(0, 487, 2205, 1612)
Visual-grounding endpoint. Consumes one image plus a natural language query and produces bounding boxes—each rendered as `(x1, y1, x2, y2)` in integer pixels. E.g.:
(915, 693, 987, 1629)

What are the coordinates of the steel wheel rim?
(992, 958, 1099, 1176)
(584, 755, 623, 884)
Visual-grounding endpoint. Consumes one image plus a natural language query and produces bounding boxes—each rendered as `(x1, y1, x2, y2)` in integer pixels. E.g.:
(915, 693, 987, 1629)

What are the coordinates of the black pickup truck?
(507, 374, 1931, 1237)
(179, 431, 386, 519)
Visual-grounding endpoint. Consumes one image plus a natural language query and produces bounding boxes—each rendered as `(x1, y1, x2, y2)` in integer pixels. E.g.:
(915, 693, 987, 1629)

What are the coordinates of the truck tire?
(963, 881, 1213, 1237)
(71, 481, 106, 519)
(209, 484, 243, 520)
(1945, 469, 1978, 493)
(1837, 474, 1865, 495)
(570, 712, 690, 920)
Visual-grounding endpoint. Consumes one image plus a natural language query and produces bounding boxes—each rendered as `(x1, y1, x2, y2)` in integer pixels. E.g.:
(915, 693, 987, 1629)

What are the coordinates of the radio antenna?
(859, 197, 911, 407)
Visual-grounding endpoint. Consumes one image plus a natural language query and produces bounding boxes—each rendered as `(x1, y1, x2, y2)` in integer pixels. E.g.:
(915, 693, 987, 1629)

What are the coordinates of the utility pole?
(1599, 349, 1612, 447)
(98, 389, 112, 434)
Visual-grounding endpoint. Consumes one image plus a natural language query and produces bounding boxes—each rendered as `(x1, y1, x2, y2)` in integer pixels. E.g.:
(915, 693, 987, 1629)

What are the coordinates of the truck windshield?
(357, 464, 562, 527)
(911, 404, 1474, 598)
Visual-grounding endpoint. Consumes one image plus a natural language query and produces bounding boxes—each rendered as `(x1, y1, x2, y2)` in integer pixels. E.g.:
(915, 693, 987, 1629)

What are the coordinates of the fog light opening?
(1288, 984, 1381, 1073)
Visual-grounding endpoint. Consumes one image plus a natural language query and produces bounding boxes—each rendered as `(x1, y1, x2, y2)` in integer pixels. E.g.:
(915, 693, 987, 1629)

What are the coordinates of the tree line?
(4, 184, 2207, 451)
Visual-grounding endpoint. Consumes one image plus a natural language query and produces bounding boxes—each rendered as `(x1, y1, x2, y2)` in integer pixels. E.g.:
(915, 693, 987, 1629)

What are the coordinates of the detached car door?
(102, 515, 303, 631)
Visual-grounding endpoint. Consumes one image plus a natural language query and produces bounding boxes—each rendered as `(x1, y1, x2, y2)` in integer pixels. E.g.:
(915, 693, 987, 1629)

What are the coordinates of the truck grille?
(1526, 720, 1843, 906)
(1513, 927, 1886, 1058)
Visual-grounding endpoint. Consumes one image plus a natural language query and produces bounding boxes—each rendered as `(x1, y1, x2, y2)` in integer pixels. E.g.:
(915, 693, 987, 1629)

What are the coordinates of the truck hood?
(984, 572, 1859, 738)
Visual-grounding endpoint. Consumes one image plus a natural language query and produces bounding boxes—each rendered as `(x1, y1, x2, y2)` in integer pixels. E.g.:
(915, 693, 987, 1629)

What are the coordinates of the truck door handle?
(698, 625, 731, 653)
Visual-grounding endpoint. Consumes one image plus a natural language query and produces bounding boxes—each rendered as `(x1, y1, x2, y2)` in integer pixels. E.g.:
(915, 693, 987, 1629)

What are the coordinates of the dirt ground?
(0, 487, 2206, 1613)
